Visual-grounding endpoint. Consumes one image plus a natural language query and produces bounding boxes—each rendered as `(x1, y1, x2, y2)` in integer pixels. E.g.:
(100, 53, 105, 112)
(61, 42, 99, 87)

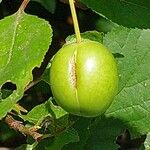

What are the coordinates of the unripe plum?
(50, 40, 118, 117)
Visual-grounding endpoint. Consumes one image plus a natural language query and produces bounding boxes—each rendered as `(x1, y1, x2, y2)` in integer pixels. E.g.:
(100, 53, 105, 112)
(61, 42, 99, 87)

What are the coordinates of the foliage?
(80, 0, 150, 28)
(104, 27, 150, 133)
(0, 0, 149, 149)
(0, 11, 52, 119)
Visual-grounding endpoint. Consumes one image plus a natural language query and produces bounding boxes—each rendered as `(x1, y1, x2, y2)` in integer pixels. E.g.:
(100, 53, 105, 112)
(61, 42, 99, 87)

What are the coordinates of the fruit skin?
(50, 40, 118, 117)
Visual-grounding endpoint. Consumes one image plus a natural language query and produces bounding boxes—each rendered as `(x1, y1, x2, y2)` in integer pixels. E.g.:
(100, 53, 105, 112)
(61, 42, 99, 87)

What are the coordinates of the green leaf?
(22, 99, 67, 125)
(145, 133, 150, 150)
(95, 16, 118, 33)
(84, 117, 127, 150)
(42, 68, 50, 84)
(80, 0, 150, 28)
(103, 27, 150, 133)
(35, 128, 79, 150)
(41, 63, 51, 84)
(66, 31, 103, 44)
(16, 142, 38, 150)
(32, 0, 56, 14)
(45, 128, 79, 150)
(0, 12, 52, 119)
(62, 117, 91, 150)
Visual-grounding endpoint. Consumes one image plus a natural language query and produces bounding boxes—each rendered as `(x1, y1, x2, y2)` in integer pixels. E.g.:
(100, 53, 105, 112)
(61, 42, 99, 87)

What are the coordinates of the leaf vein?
(120, 0, 149, 10)
(6, 12, 22, 67)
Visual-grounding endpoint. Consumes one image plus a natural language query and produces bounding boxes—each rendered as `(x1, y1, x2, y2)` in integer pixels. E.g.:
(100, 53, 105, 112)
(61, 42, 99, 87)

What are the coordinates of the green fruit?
(50, 40, 118, 117)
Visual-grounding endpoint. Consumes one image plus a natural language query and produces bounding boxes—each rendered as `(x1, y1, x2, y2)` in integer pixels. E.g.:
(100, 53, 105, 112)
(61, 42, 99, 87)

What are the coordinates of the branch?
(5, 115, 43, 141)
(24, 79, 40, 92)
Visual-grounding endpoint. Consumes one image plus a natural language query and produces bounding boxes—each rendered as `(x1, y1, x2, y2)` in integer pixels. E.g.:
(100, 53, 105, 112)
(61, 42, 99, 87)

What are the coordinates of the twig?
(24, 79, 40, 92)
(5, 115, 43, 141)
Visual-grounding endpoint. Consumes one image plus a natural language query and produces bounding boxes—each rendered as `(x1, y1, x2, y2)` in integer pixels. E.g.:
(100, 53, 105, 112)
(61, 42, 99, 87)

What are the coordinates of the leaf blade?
(80, 0, 150, 28)
(103, 27, 150, 133)
(0, 12, 52, 119)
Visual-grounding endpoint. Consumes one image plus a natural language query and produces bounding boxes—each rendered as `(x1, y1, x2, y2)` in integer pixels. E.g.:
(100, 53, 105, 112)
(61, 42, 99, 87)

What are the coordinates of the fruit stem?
(69, 0, 81, 43)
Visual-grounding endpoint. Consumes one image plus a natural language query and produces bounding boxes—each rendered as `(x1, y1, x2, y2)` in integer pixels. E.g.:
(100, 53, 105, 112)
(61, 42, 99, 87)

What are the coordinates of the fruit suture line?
(69, 48, 81, 113)
(69, 51, 77, 88)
